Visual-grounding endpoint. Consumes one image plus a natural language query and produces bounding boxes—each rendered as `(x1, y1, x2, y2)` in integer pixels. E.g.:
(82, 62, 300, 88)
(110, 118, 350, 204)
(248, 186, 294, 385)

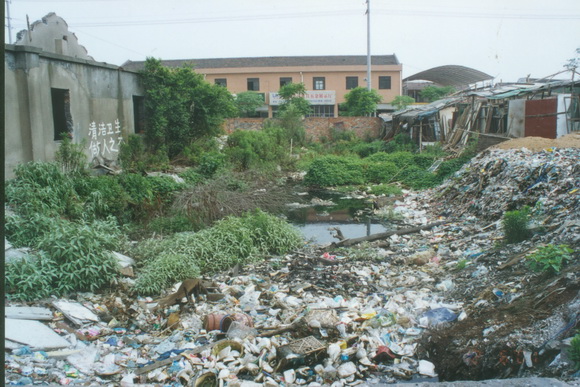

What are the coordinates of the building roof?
(122, 55, 400, 72)
(403, 65, 493, 88)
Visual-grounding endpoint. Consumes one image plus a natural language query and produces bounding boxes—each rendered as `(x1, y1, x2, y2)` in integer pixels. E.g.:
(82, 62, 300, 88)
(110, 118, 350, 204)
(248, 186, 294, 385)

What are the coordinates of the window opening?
(51, 88, 72, 140)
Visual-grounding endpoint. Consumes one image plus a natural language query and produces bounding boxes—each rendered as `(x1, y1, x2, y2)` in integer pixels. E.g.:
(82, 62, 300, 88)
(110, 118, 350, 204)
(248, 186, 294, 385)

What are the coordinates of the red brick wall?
(223, 117, 383, 141)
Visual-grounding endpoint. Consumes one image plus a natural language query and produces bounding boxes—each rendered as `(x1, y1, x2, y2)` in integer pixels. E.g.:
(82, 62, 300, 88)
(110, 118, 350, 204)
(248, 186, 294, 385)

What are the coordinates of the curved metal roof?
(403, 65, 493, 88)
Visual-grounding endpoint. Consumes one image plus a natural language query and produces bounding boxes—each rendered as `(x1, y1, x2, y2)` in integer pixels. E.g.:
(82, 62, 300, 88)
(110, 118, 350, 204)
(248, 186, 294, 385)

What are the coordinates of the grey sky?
(5, 0, 580, 82)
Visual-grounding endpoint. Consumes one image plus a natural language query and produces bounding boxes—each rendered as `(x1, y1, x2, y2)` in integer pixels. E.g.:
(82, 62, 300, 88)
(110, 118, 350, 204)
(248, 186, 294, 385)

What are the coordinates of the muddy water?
(285, 190, 389, 245)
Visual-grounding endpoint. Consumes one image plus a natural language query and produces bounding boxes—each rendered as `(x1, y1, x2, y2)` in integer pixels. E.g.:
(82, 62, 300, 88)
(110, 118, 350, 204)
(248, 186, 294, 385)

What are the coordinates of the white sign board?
(269, 91, 336, 106)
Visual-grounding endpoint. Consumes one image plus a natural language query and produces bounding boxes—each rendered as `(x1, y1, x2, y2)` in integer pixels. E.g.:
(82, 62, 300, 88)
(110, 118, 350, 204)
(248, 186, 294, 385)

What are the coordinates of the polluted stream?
(4, 143, 580, 386)
(285, 189, 390, 246)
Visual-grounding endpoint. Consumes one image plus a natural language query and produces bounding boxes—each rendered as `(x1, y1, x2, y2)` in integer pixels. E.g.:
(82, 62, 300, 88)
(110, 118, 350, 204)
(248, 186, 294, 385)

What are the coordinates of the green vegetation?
(526, 244, 574, 274)
(340, 87, 382, 116)
(235, 91, 265, 117)
(368, 183, 402, 196)
(140, 58, 237, 158)
(277, 82, 312, 117)
(391, 95, 415, 110)
(420, 85, 455, 102)
(131, 210, 303, 295)
(5, 60, 479, 301)
(569, 334, 580, 370)
(503, 206, 532, 244)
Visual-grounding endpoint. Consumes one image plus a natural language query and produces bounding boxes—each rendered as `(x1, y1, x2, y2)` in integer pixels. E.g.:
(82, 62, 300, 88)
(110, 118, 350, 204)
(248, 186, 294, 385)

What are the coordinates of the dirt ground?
(492, 132, 580, 151)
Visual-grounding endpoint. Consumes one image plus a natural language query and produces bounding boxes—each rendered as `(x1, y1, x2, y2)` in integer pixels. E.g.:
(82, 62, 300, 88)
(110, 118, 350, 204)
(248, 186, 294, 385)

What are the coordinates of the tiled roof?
(122, 55, 399, 71)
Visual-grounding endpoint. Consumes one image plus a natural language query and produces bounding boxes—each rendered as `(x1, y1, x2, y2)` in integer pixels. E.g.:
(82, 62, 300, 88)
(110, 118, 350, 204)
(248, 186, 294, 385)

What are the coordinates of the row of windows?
(214, 76, 392, 91)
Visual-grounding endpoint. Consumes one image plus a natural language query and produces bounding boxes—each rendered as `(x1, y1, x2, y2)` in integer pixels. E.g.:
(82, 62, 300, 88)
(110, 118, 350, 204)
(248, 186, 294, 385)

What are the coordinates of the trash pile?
(4, 144, 580, 386)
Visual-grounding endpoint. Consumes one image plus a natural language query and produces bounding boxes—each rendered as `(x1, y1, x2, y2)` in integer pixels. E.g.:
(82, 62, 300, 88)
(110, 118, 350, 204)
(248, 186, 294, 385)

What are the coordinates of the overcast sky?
(5, 0, 580, 82)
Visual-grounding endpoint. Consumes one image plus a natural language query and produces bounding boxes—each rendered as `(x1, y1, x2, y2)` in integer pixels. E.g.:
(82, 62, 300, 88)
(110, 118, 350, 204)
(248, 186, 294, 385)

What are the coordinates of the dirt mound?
(492, 133, 580, 151)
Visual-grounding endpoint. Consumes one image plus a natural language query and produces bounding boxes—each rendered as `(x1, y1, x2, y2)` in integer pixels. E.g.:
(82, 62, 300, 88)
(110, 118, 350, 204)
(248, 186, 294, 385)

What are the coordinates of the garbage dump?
(4, 136, 580, 386)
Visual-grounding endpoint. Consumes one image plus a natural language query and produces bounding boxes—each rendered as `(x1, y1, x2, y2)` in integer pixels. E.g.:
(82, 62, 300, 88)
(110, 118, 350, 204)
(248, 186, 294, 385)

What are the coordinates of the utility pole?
(366, 0, 371, 91)
(6, 0, 13, 44)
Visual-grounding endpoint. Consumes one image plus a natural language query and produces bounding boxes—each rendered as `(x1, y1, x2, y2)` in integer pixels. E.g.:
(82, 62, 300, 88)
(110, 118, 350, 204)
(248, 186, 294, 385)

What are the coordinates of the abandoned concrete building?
(4, 13, 145, 179)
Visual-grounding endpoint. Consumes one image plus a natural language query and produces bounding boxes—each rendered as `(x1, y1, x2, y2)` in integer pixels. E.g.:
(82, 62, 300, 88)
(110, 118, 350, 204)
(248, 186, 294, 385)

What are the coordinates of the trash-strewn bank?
(5, 141, 580, 386)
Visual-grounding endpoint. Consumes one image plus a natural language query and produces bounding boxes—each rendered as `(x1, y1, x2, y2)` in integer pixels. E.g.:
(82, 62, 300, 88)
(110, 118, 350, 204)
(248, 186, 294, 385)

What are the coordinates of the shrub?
(118, 173, 153, 205)
(179, 168, 205, 185)
(364, 161, 399, 184)
(197, 151, 227, 178)
(5, 217, 123, 299)
(503, 206, 532, 244)
(133, 253, 201, 295)
(119, 134, 147, 173)
(569, 334, 580, 370)
(55, 134, 87, 175)
(526, 244, 574, 274)
(304, 155, 365, 186)
(383, 134, 417, 153)
(369, 183, 402, 196)
(6, 162, 81, 218)
(147, 215, 195, 235)
(132, 210, 302, 295)
(352, 141, 384, 158)
(73, 175, 128, 220)
(401, 166, 440, 190)
(226, 129, 286, 171)
(5, 253, 59, 301)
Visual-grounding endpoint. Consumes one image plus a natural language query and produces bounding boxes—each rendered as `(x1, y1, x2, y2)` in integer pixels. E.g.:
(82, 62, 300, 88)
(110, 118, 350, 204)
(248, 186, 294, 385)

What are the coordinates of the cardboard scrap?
(5, 318, 71, 350)
(52, 300, 100, 326)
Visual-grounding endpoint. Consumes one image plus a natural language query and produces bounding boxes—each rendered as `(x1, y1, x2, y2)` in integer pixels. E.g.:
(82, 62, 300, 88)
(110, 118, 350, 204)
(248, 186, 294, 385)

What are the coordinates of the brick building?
(123, 55, 403, 118)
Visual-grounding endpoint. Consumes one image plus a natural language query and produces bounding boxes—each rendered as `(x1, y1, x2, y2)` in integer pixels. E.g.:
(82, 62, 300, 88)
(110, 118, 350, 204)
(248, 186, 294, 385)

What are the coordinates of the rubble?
(4, 145, 580, 385)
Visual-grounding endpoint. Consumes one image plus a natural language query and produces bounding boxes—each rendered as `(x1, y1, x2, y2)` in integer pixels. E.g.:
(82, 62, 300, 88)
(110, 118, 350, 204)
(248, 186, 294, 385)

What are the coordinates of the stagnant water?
(285, 189, 389, 246)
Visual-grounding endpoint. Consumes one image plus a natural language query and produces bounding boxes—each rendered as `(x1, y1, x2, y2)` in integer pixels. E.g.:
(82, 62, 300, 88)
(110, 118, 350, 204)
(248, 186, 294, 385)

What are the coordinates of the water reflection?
(286, 190, 388, 245)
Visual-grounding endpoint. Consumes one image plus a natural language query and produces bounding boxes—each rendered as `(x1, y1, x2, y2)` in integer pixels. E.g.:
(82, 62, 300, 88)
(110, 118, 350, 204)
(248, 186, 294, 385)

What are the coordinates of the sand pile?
(492, 132, 580, 151)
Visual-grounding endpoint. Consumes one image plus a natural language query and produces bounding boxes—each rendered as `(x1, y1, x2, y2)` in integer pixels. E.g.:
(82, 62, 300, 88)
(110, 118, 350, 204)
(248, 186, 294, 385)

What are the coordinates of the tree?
(340, 87, 382, 116)
(391, 95, 415, 111)
(140, 58, 237, 158)
(419, 85, 455, 102)
(235, 91, 265, 117)
(277, 82, 312, 117)
(275, 82, 310, 146)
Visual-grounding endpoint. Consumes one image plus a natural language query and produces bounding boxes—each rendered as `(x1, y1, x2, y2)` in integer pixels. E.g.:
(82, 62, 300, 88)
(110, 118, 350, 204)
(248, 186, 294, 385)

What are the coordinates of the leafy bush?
(118, 173, 153, 205)
(6, 162, 81, 218)
(364, 161, 399, 184)
(526, 244, 574, 274)
(503, 206, 532, 244)
(226, 129, 286, 171)
(369, 183, 402, 196)
(133, 253, 201, 295)
(352, 141, 384, 158)
(5, 216, 123, 299)
(383, 134, 417, 153)
(569, 334, 580, 370)
(304, 155, 365, 186)
(179, 168, 205, 185)
(147, 215, 195, 235)
(400, 166, 440, 190)
(119, 134, 148, 173)
(73, 175, 128, 220)
(5, 253, 59, 301)
(132, 210, 302, 295)
(197, 151, 227, 178)
(55, 134, 87, 175)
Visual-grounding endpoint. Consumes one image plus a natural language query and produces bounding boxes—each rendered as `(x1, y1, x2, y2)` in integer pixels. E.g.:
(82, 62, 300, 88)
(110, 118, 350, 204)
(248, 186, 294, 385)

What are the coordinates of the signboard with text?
(269, 90, 336, 106)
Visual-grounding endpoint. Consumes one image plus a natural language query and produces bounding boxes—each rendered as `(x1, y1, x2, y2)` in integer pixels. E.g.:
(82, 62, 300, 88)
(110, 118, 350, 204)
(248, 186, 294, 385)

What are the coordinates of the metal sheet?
(525, 99, 557, 138)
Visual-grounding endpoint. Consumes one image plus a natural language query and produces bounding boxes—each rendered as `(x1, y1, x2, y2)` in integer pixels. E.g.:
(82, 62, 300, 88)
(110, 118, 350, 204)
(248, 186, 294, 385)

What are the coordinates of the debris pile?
(4, 145, 580, 386)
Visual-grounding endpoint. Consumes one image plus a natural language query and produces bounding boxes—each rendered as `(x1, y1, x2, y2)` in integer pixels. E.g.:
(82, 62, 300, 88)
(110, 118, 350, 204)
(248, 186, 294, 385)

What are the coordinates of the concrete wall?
(5, 45, 143, 178)
(223, 117, 384, 141)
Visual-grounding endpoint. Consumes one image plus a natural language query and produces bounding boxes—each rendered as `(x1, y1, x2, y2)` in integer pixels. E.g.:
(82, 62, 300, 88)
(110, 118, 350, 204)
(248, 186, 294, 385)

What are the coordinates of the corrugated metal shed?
(403, 65, 493, 88)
